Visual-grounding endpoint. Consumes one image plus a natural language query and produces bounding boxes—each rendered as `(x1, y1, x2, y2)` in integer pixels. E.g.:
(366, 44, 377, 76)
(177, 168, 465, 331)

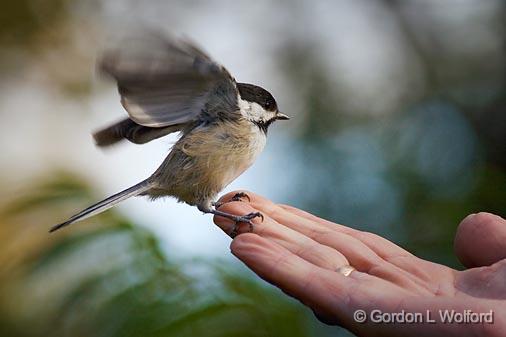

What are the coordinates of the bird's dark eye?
(264, 99, 275, 111)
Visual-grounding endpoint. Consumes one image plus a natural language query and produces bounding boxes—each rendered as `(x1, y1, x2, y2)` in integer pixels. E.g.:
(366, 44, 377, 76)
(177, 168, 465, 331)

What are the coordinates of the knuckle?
(308, 227, 332, 241)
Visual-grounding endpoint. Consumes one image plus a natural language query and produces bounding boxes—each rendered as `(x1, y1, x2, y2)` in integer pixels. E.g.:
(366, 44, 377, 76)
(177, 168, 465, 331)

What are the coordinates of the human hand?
(213, 191, 506, 337)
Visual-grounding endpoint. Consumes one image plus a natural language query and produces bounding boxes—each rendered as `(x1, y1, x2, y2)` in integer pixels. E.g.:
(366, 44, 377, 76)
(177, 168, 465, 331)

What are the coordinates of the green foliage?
(0, 173, 317, 337)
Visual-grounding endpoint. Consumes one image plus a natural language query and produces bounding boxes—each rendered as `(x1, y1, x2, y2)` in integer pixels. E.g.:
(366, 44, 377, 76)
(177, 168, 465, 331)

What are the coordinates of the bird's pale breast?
(153, 119, 266, 205)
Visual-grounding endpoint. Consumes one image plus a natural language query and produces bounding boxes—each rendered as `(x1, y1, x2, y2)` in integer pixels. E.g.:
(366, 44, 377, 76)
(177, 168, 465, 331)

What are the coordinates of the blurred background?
(0, 0, 505, 336)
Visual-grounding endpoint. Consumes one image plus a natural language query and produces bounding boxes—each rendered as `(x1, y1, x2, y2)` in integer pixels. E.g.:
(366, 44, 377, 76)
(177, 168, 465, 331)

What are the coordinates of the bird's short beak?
(276, 113, 290, 120)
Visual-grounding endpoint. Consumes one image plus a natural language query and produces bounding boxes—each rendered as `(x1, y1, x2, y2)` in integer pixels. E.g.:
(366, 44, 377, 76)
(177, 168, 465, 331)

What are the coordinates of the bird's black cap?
(237, 83, 278, 112)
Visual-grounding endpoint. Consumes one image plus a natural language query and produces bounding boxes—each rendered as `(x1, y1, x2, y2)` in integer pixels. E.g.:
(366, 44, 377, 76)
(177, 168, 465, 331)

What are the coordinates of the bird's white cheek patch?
(238, 97, 275, 122)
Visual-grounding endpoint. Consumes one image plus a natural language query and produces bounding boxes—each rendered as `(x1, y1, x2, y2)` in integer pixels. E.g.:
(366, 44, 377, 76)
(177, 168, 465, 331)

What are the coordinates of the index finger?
(219, 191, 411, 260)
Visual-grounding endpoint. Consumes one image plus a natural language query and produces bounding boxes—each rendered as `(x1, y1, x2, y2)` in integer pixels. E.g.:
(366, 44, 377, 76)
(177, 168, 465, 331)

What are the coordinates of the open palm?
(213, 191, 506, 337)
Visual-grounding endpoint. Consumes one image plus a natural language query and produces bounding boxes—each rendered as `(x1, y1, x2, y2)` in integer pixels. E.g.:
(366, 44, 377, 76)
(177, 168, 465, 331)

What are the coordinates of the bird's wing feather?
(99, 32, 239, 127)
(93, 118, 183, 147)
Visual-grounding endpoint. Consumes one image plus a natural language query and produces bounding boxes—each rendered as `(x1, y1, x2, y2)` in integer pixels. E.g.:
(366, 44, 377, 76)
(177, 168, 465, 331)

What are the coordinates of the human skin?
(213, 191, 506, 337)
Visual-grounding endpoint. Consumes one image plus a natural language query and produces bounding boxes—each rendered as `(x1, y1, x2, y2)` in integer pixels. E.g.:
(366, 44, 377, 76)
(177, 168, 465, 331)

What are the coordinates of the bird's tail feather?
(50, 179, 154, 233)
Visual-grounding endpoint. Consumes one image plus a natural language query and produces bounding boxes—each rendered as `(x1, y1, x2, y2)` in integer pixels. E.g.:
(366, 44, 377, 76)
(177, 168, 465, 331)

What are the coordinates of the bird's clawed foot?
(229, 211, 263, 237)
(212, 192, 251, 209)
(206, 193, 261, 237)
(231, 192, 251, 202)
(209, 209, 264, 237)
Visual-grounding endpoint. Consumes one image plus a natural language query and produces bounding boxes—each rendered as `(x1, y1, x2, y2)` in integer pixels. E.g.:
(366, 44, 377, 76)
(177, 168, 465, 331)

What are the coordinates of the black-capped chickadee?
(50, 32, 289, 235)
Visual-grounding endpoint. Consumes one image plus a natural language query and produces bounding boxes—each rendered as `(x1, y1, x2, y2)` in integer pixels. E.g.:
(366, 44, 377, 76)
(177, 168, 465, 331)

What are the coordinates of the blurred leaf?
(1, 171, 93, 217)
(0, 171, 318, 337)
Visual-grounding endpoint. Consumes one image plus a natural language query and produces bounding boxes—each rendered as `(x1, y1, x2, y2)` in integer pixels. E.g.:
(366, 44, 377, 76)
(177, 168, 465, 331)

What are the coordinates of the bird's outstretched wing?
(99, 32, 239, 127)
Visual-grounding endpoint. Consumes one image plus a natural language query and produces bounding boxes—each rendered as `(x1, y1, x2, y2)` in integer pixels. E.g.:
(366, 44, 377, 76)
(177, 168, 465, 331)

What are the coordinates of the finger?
(217, 194, 383, 270)
(215, 193, 433, 290)
(217, 190, 276, 209)
(276, 205, 438, 282)
(215, 202, 432, 295)
(215, 202, 349, 271)
(218, 191, 411, 260)
(255, 203, 384, 272)
(454, 212, 506, 268)
(278, 204, 412, 260)
(230, 233, 364, 325)
(278, 204, 357, 235)
(248, 204, 435, 293)
(230, 234, 416, 335)
(215, 197, 388, 271)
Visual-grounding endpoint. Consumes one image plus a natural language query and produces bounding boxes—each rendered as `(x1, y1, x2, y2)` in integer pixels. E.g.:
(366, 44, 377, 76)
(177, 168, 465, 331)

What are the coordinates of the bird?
(50, 32, 289, 236)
